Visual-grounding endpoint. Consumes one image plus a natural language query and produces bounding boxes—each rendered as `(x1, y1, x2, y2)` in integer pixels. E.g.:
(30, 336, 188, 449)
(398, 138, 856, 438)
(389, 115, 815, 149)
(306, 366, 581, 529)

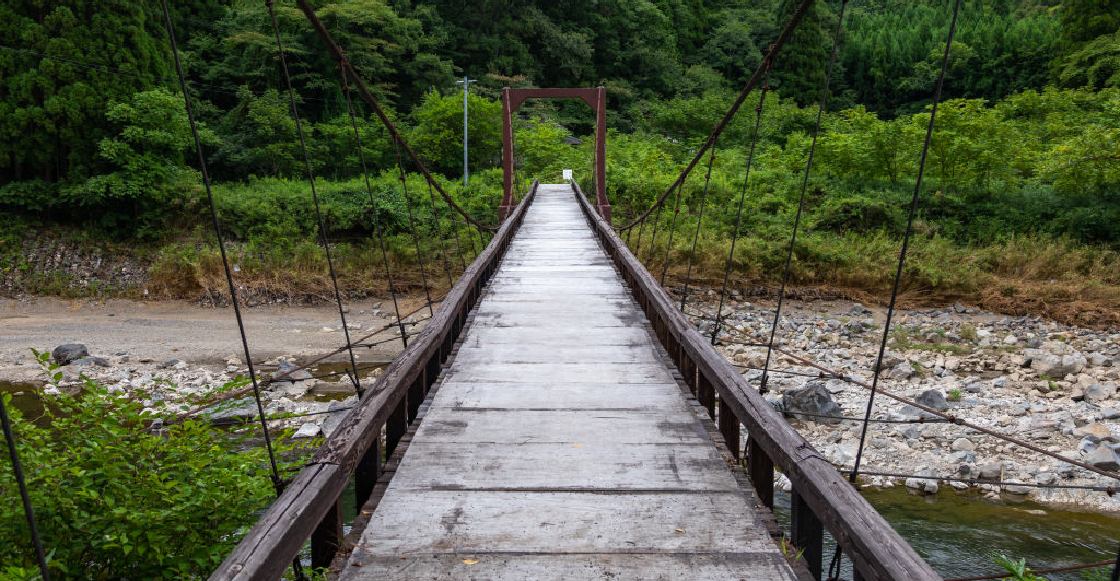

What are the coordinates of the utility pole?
(455, 76, 476, 186)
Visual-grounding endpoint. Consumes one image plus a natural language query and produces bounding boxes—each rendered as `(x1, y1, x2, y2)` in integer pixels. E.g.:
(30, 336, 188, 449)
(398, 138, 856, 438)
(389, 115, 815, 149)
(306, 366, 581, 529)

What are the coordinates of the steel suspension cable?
(0, 394, 49, 581)
(293, 0, 494, 234)
(658, 180, 687, 285)
(645, 194, 666, 263)
(679, 135, 718, 312)
(831, 4, 959, 576)
(712, 66, 772, 346)
(161, 1, 303, 577)
(339, 62, 409, 349)
(266, 0, 363, 396)
(393, 137, 436, 317)
(425, 181, 455, 286)
(760, 0, 848, 396)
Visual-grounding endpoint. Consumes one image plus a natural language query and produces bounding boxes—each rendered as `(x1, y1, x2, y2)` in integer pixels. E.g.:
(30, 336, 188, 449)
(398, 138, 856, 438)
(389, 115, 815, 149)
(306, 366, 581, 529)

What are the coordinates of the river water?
(772, 487, 1119, 580)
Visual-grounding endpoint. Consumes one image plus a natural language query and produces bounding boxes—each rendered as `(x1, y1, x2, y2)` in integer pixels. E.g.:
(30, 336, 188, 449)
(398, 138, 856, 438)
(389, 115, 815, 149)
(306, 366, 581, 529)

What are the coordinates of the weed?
(947, 389, 962, 402)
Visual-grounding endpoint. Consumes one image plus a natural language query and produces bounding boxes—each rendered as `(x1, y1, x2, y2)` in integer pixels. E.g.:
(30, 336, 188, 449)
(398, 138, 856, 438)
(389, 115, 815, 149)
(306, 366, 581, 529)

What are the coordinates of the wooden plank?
(570, 181, 941, 581)
(441, 362, 674, 384)
(387, 441, 739, 491)
(428, 382, 686, 410)
(412, 408, 710, 444)
(341, 553, 798, 581)
(350, 490, 775, 554)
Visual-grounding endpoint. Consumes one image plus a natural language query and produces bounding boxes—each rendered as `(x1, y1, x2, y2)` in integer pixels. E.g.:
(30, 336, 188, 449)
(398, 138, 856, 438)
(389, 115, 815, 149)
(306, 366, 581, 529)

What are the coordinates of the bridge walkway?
(338, 184, 797, 580)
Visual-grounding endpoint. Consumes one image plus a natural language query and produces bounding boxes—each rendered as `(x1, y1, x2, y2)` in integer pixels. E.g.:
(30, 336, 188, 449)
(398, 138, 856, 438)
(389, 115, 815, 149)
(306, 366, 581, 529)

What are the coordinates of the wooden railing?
(208, 181, 539, 581)
(571, 181, 941, 581)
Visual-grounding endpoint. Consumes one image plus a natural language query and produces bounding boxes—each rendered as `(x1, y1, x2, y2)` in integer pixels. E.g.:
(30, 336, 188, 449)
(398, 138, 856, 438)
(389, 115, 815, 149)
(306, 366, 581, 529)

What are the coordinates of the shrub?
(0, 351, 297, 580)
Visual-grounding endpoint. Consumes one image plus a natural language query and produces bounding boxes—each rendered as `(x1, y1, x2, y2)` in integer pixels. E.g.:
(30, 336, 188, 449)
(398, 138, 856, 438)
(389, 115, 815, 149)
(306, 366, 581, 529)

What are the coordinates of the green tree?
(1056, 31, 1120, 88)
(771, 0, 829, 107)
(408, 91, 502, 176)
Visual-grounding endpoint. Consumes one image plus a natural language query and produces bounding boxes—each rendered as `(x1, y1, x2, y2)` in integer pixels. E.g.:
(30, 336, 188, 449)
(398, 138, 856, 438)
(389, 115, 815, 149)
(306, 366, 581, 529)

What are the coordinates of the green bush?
(0, 351, 297, 580)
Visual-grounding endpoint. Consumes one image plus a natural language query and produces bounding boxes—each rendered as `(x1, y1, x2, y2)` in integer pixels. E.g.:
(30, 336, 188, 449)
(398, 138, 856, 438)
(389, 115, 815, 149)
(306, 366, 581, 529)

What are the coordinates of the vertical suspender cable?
(850, 0, 961, 494)
(339, 62, 409, 349)
(832, 2, 959, 579)
(712, 66, 772, 345)
(425, 181, 455, 286)
(759, 0, 848, 394)
(266, 0, 363, 395)
(645, 194, 666, 263)
(393, 138, 436, 317)
(0, 394, 49, 581)
(658, 181, 686, 285)
(679, 135, 718, 312)
(160, 1, 304, 578)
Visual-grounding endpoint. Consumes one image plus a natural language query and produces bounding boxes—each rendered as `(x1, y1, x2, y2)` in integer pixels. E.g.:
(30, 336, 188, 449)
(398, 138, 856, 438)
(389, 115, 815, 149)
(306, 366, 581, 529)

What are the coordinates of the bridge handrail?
(209, 181, 540, 581)
(571, 181, 941, 581)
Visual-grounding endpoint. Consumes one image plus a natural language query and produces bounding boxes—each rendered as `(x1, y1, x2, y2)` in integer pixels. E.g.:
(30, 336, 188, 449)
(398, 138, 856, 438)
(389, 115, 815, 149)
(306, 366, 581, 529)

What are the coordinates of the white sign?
(562, 169, 573, 181)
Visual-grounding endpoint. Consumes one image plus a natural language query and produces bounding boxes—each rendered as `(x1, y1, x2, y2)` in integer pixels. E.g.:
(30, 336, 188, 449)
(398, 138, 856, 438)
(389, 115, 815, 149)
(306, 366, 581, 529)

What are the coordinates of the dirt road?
(0, 297, 424, 370)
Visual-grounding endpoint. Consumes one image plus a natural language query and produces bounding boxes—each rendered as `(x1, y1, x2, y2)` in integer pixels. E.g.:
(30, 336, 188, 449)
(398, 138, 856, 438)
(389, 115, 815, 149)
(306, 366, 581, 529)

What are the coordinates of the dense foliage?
(0, 352, 298, 580)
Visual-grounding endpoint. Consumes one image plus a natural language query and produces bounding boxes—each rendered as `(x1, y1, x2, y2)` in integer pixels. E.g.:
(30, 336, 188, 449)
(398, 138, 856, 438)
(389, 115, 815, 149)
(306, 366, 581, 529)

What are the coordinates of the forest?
(0, 0, 1119, 321)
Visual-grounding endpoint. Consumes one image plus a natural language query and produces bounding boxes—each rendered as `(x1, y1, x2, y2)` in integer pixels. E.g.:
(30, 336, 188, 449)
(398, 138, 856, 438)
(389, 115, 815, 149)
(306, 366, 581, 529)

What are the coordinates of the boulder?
(887, 361, 913, 381)
(951, 438, 976, 452)
(1073, 423, 1113, 440)
(293, 422, 322, 439)
(905, 470, 939, 494)
(1031, 353, 1086, 378)
(915, 389, 949, 412)
(52, 343, 88, 366)
(272, 359, 313, 383)
(781, 382, 842, 424)
(977, 461, 1003, 479)
(71, 356, 111, 368)
(1084, 382, 1116, 403)
(1084, 447, 1120, 471)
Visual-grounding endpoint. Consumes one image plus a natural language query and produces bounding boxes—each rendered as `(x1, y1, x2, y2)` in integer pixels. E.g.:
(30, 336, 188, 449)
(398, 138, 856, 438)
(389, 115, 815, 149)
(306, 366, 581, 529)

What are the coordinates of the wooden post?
(748, 438, 774, 509)
(386, 396, 407, 457)
(310, 498, 342, 570)
(354, 437, 381, 510)
(407, 372, 424, 421)
(719, 405, 740, 460)
(499, 87, 515, 221)
(594, 86, 610, 221)
(791, 488, 824, 580)
(698, 372, 715, 418)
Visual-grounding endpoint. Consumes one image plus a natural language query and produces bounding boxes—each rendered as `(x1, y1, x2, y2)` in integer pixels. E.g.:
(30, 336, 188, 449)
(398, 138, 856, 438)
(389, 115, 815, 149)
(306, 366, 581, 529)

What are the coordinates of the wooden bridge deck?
(338, 184, 797, 580)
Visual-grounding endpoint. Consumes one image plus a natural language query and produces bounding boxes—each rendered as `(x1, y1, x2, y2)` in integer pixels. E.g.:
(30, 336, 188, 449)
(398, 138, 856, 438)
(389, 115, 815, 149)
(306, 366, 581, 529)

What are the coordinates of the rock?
(905, 470, 939, 494)
(1089, 353, 1111, 367)
(915, 389, 949, 412)
(781, 382, 842, 424)
(293, 423, 322, 439)
(947, 450, 975, 464)
(977, 462, 1003, 479)
(1084, 447, 1120, 471)
(887, 361, 913, 381)
(1073, 423, 1112, 439)
(272, 359, 313, 383)
(1085, 382, 1116, 403)
(52, 343, 88, 365)
(159, 358, 182, 369)
(205, 397, 258, 424)
(70, 356, 111, 367)
(951, 438, 976, 452)
(1003, 335, 1018, 345)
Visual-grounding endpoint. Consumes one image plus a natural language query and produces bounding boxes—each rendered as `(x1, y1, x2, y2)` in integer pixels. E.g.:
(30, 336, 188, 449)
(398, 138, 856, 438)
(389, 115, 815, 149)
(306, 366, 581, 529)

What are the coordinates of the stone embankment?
(696, 294, 1120, 511)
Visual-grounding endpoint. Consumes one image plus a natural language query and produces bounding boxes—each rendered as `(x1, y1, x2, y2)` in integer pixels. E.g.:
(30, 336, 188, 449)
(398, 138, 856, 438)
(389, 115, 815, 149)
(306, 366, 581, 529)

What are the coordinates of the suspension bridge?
(3, 0, 1119, 580)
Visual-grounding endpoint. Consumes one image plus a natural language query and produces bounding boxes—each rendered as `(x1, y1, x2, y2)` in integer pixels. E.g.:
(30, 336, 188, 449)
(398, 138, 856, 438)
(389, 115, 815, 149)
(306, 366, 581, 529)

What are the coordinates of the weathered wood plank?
(342, 553, 798, 581)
